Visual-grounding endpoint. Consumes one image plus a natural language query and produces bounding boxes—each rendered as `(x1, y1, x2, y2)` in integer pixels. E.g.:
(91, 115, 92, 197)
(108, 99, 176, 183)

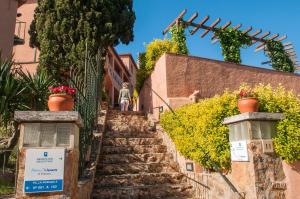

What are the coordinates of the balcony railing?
(108, 67, 123, 90)
(14, 21, 26, 45)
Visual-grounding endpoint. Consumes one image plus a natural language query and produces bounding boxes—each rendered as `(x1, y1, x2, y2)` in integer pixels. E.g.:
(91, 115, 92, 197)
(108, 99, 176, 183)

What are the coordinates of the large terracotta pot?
(237, 97, 259, 113)
(48, 94, 74, 111)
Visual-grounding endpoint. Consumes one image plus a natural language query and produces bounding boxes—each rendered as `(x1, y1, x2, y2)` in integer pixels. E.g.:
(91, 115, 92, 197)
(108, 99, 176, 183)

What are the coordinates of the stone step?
(92, 184, 194, 199)
(94, 173, 186, 187)
(96, 162, 179, 175)
(104, 130, 158, 138)
(102, 145, 167, 154)
(99, 153, 174, 164)
(103, 138, 163, 146)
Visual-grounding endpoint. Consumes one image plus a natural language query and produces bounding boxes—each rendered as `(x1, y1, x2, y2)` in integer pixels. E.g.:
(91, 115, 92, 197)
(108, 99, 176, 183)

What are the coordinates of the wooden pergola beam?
(186, 12, 199, 26)
(211, 21, 231, 40)
(200, 18, 221, 38)
(276, 35, 287, 42)
(232, 24, 242, 30)
(163, 9, 187, 35)
(283, 42, 292, 47)
(242, 26, 253, 34)
(250, 29, 262, 37)
(255, 33, 279, 49)
(190, 15, 210, 35)
(162, 9, 297, 64)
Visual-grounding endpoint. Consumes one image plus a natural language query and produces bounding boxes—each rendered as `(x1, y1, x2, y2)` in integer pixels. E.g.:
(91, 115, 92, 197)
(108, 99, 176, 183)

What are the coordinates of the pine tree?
(29, 0, 135, 80)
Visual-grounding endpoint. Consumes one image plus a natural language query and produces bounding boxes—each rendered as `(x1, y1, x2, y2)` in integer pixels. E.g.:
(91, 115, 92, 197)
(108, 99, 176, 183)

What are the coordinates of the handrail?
(142, 82, 245, 199)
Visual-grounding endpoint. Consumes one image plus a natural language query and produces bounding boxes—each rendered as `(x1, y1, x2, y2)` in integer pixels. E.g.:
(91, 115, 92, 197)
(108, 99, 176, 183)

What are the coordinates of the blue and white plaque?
(230, 140, 249, 162)
(24, 148, 65, 193)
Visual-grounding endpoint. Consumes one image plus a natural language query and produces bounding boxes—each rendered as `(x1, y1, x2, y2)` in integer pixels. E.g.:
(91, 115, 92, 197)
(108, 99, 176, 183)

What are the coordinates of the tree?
(29, 0, 135, 81)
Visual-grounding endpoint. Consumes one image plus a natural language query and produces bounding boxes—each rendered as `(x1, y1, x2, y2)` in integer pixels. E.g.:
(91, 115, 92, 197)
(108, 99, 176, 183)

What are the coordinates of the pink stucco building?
(104, 47, 137, 107)
(2, 0, 137, 107)
(13, 0, 39, 74)
(0, 0, 26, 59)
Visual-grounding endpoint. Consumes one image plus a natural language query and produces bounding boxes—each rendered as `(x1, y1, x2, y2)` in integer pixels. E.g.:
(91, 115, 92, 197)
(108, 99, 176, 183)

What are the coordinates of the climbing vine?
(170, 25, 189, 55)
(136, 25, 188, 92)
(266, 40, 294, 72)
(214, 28, 252, 64)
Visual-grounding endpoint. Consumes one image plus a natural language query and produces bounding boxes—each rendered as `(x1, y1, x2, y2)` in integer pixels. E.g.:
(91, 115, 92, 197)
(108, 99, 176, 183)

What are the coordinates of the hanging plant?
(169, 24, 189, 55)
(214, 28, 252, 64)
(266, 40, 294, 72)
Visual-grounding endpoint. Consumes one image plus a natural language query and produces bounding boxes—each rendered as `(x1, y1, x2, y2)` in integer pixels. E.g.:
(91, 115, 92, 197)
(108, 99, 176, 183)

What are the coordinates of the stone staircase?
(92, 110, 195, 199)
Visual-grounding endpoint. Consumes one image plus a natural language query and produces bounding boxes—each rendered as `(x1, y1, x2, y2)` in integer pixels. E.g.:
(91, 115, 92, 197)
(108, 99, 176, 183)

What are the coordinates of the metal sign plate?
(24, 148, 65, 193)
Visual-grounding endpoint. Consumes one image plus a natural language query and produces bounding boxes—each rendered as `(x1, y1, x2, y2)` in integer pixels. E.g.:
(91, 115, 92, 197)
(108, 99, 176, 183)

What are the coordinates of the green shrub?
(161, 92, 239, 170)
(254, 84, 300, 162)
(145, 39, 174, 72)
(160, 84, 300, 170)
(136, 25, 188, 92)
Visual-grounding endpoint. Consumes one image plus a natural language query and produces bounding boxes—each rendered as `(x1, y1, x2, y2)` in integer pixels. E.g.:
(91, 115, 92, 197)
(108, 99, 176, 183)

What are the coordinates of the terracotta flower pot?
(48, 94, 74, 111)
(238, 97, 259, 113)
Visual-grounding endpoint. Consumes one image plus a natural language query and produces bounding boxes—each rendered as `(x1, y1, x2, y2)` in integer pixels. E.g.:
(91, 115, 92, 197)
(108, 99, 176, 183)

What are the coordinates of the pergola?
(163, 9, 299, 69)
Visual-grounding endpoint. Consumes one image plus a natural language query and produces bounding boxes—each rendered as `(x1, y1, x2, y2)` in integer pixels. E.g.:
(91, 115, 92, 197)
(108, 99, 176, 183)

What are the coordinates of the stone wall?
(164, 53, 300, 98)
(138, 53, 300, 117)
(153, 119, 242, 199)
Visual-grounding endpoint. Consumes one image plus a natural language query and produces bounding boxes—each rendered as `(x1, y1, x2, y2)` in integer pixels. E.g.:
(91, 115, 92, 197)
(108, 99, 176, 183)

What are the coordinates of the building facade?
(2, 0, 137, 107)
(0, 0, 24, 59)
(104, 48, 137, 107)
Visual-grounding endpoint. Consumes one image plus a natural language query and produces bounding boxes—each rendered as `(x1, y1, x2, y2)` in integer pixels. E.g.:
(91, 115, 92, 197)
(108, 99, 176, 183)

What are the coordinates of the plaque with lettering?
(56, 124, 71, 147)
(24, 123, 40, 147)
(40, 124, 56, 147)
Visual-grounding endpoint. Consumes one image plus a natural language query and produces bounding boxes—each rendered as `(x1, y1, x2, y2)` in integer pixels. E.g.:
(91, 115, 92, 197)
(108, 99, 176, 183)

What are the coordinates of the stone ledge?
(223, 112, 284, 125)
(14, 111, 83, 127)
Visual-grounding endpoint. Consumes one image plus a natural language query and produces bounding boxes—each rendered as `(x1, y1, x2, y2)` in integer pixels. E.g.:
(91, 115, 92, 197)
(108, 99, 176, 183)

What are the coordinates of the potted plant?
(48, 85, 76, 111)
(237, 86, 259, 113)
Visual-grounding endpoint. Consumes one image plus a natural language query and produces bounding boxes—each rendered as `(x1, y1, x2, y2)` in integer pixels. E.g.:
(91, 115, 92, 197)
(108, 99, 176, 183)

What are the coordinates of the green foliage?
(0, 58, 26, 127)
(161, 92, 239, 170)
(170, 25, 189, 55)
(29, 0, 135, 81)
(254, 84, 300, 162)
(214, 28, 252, 64)
(136, 25, 188, 92)
(161, 84, 300, 170)
(145, 39, 174, 71)
(0, 178, 14, 195)
(266, 40, 294, 72)
(136, 40, 174, 91)
(18, 69, 55, 111)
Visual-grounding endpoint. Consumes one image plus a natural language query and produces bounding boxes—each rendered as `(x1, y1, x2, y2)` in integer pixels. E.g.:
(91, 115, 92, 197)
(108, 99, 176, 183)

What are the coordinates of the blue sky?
(116, 0, 300, 70)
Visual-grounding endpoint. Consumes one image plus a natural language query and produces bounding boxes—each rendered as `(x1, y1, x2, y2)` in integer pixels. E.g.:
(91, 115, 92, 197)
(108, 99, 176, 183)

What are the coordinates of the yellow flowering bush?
(160, 84, 300, 170)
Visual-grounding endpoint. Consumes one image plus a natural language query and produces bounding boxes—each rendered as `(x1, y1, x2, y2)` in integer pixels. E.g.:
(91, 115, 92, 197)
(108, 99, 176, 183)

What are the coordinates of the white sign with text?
(230, 140, 249, 161)
(24, 148, 65, 193)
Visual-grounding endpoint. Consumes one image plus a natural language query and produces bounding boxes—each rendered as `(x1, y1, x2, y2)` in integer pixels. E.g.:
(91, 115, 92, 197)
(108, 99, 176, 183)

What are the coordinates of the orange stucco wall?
(138, 53, 300, 116)
(138, 54, 168, 119)
(13, 0, 38, 74)
(0, 0, 18, 59)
